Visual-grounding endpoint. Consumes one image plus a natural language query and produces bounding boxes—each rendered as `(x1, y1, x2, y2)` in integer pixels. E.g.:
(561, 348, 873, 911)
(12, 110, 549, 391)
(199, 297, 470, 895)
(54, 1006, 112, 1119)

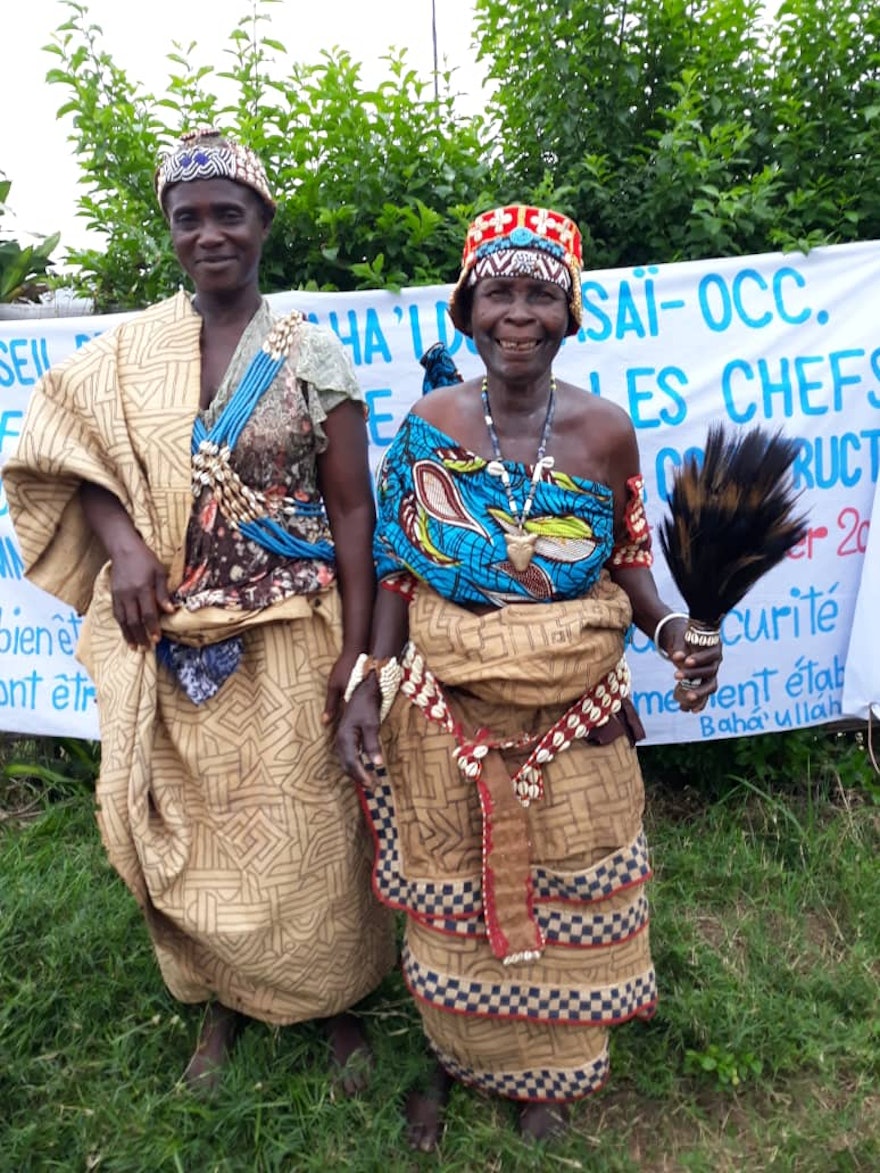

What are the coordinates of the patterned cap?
(448, 205, 583, 337)
(155, 127, 276, 215)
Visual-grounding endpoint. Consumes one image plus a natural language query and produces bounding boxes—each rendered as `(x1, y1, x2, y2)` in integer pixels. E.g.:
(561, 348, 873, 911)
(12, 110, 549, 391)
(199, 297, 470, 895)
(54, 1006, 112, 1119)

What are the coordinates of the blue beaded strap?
(190, 311, 335, 562)
(191, 312, 303, 455)
(191, 347, 287, 453)
(240, 516, 333, 560)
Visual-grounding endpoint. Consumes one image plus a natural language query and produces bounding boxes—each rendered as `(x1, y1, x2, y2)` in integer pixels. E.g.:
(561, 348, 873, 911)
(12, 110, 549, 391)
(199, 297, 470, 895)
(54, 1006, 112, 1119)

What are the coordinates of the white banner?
(841, 471, 880, 722)
(2, 241, 879, 742)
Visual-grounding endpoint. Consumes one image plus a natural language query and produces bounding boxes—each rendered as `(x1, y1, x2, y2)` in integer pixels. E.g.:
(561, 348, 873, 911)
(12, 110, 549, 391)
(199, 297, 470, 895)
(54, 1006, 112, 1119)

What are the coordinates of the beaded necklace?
(482, 375, 556, 570)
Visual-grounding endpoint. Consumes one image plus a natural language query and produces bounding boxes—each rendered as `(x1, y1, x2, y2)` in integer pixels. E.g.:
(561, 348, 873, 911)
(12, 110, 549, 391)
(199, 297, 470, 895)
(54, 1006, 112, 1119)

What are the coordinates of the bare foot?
(405, 1064, 453, 1152)
(183, 1002, 243, 1094)
(518, 1101, 570, 1143)
(325, 1012, 373, 1097)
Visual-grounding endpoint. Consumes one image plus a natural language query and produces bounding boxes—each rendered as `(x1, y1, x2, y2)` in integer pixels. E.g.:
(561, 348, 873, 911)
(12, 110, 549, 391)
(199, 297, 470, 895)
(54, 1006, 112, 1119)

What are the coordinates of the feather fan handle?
(658, 423, 808, 691)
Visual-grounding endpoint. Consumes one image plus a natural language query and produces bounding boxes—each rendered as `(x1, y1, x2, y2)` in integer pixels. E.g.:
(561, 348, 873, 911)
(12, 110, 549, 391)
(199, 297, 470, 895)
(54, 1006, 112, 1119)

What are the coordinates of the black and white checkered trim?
(431, 1044, 610, 1102)
(404, 946, 657, 1025)
(541, 891, 649, 946)
(533, 834, 651, 901)
(414, 891, 650, 947)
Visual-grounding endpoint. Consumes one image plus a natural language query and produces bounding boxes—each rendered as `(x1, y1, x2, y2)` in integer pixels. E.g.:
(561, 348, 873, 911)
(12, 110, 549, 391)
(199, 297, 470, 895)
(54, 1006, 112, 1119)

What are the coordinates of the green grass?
(1, 763, 878, 1171)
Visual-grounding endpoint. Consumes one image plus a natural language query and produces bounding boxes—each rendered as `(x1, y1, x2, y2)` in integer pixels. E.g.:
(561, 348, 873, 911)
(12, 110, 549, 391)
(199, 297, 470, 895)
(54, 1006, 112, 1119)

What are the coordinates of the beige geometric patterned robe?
(4, 292, 395, 1023)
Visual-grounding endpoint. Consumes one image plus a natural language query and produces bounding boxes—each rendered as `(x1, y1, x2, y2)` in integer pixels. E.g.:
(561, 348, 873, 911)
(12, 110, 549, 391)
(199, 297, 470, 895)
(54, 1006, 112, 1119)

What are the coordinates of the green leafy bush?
(2, 737, 100, 804)
(46, 0, 880, 303)
(0, 175, 59, 302)
(642, 727, 877, 804)
(475, 0, 880, 265)
(45, 0, 495, 309)
(684, 1043, 763, 1090)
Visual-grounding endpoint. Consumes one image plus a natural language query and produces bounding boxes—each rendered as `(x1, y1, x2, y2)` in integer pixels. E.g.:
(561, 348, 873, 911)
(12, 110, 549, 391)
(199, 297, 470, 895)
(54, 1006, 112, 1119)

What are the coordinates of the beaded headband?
(448, 205, 583, 337)
(155, 127, 276, 215)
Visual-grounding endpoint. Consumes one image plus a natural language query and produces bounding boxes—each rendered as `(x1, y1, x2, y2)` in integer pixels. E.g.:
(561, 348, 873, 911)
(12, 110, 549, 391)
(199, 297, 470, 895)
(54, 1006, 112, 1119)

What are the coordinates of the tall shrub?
(474, 0, 880, 264)
(46, 0, 496, 309)
(47, 0, 880, 292)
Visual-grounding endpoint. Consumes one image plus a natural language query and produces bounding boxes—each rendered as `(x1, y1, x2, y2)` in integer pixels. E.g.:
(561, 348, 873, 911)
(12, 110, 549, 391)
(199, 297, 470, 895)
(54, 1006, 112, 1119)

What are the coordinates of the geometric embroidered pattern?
(156, 129, 275, 212)
(403, 946, 658, 1025)
(431, 1044, 610, 1102)
(364, 780, 651, 922)
(470, 248, 572, 294)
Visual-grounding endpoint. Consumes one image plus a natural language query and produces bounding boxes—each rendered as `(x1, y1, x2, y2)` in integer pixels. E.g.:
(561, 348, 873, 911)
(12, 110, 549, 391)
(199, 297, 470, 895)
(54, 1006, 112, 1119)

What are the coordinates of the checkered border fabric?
(415, 891, 650, 947)
(431, 1044, 610, 1103)
(541, 891, 650, 946)
(363, 783, 652, 924)
(403, 946, 658, 1025)
(533, 834, 652, 901)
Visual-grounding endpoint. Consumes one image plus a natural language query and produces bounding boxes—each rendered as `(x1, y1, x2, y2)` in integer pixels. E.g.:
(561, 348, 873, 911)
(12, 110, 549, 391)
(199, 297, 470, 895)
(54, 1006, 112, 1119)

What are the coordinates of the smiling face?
(469, 276, 569, 386)
(165, 177, 272, 298)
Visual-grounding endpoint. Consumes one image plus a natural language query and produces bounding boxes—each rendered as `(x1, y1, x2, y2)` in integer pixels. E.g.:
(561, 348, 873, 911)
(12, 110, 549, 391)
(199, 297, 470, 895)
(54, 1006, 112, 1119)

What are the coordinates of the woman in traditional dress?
(5, 129, 395, 1091)
(336, 205, 722, 1146)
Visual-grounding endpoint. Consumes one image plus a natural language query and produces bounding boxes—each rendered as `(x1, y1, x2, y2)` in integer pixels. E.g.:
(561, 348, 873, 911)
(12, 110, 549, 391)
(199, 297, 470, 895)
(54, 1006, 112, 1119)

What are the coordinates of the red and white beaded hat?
(448, 205, 583, 337)
(155, 127, 276, 216)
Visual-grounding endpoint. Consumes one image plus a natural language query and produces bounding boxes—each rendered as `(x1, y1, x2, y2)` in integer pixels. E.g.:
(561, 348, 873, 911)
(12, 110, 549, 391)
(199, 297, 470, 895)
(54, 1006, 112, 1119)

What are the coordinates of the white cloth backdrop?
(841, 470, 880, 722)
(2, 241, 879, 741)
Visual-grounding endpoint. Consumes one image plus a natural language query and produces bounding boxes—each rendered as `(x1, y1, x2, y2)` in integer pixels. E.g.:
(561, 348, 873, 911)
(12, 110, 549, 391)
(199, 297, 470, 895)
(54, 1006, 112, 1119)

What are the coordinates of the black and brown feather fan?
(658, 423, 808, 659)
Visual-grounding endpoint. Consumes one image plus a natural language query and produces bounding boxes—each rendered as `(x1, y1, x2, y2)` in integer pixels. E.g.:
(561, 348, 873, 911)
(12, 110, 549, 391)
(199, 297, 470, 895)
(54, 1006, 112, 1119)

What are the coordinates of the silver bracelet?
(653, 612, 688, 660)
(343, 653, 403, 722)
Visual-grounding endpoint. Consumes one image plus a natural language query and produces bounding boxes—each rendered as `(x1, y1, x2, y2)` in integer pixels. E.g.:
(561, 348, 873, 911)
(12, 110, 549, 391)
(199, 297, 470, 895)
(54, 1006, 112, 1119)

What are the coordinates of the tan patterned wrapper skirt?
(363, 577, 656, 1101)
(81, 579, 396, 1025)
